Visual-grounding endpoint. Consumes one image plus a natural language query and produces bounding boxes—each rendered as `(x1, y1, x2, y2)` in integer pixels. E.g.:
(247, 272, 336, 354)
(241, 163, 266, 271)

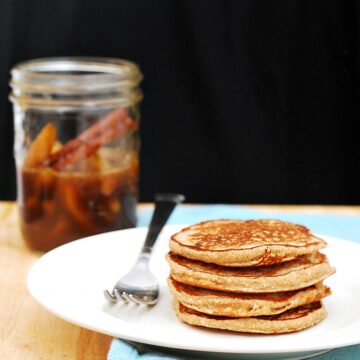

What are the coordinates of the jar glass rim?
(11, 57, 143, 88)
(10, 57, 143, 109)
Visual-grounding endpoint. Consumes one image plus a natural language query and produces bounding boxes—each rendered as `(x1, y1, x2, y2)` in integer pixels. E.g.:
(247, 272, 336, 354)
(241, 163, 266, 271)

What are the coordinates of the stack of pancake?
(166, 219, 335, 334)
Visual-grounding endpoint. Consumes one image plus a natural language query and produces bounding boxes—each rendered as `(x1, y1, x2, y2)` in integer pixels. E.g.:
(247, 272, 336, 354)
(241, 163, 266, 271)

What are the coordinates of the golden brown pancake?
(173, 300, 326, 334)
(168, 277, 331, 317)
(170, 220, 327, 266)
(166, 252, 335, 293)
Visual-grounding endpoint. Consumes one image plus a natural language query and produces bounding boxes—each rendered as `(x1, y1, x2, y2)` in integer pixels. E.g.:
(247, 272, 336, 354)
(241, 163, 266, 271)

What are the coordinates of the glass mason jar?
(10, 57, 143, 251)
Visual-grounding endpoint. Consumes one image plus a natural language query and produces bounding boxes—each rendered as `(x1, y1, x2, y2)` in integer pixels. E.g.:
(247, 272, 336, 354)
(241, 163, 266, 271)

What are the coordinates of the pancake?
(170, 220, 327, 266)
(173, 300, 326, 334)
(168, 277, 331, 317)
(166, 252, 335, 293)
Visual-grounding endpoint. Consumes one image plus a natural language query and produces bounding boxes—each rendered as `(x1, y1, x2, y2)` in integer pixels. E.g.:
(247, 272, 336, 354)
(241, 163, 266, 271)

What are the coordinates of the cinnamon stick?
(49, 108, 138, 171)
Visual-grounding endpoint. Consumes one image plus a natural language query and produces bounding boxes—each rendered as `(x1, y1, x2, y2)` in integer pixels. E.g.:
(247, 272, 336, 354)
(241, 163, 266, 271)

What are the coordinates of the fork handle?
(141, 193, 185, 254)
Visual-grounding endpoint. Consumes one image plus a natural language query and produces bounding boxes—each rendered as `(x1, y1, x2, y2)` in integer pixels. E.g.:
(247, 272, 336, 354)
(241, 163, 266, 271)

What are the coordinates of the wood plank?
(0, 203, 112, 359)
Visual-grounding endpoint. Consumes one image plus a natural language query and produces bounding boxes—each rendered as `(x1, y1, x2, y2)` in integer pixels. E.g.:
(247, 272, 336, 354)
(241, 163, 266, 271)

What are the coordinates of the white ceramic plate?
(27, 225, 360, 360)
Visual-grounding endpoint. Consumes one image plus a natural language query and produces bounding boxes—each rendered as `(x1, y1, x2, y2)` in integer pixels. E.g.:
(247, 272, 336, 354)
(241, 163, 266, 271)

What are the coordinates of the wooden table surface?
(1, 201, 359, 359)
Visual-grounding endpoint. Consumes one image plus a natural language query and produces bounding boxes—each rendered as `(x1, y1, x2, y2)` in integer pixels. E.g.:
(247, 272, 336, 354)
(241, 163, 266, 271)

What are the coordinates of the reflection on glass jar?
(10, 57, 143, 251)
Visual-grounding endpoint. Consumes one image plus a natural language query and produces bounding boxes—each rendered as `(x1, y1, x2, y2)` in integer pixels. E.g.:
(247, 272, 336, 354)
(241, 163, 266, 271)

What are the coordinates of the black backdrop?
(0, 0, 359, 204)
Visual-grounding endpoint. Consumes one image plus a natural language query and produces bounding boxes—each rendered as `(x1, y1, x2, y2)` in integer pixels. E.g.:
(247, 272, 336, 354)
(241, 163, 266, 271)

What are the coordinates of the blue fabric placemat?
(108, 341, 360, 360)
(108, 205, 360, 360)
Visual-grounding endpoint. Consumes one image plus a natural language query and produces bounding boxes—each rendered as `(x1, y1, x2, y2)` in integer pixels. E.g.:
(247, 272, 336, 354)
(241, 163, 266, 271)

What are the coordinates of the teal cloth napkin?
(108, 205, 360, 360)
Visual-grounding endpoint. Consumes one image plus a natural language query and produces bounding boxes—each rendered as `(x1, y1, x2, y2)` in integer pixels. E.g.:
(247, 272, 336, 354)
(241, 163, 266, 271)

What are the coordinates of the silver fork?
(104, 193, 185, 305)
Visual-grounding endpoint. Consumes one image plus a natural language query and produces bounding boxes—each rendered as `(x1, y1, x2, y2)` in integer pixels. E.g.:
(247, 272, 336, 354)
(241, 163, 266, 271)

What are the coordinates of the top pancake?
(170, 219, 327, 266)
